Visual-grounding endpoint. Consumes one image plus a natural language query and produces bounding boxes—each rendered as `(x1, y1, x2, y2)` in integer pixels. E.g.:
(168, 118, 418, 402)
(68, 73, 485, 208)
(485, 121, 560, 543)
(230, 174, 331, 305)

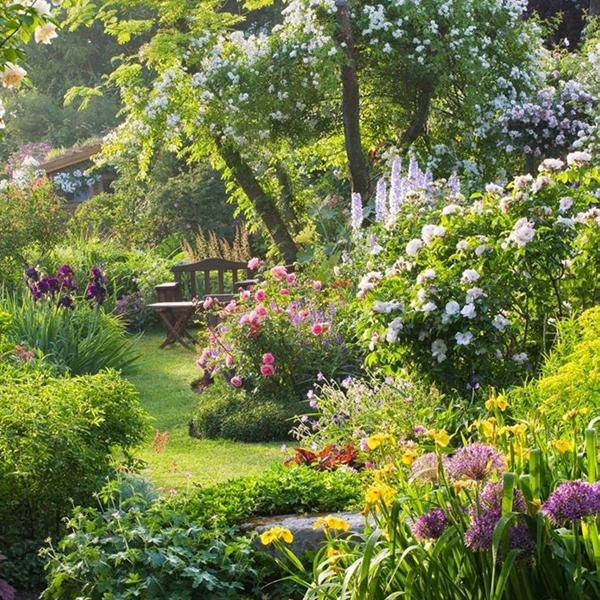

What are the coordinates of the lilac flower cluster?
(446, 444, 506, 482)
(497, 79, 594, 158)
(464, 482, 534, 555)
(542, 480, 600, 525)
(26, 264, 78, 309)
(85, 267, 107, 306)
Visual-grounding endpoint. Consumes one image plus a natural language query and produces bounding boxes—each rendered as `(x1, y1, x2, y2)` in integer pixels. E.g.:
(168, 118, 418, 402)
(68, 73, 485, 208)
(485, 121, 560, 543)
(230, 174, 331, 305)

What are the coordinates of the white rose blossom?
(566, 151, 591, 166)
(461, 303, 477, 319)
(461, 269, 481, 284)
(406, 238, 424, 257)
(455, 331, 473, 345)
(431, 339, 448, 362)
(507, 217, 536, 247)
(492, 313, 510, 330)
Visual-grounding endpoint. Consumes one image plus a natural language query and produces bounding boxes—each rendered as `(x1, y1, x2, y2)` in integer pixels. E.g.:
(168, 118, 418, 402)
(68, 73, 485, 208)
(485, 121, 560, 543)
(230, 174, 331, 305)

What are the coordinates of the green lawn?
(126, 331, 284, 491)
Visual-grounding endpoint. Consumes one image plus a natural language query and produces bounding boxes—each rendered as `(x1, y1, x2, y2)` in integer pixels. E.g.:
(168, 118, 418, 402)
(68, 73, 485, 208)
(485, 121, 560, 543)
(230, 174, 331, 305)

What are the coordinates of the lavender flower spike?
(388, 158, 403, 221)
(351, 192, 363, 232)
(375, 177, 387, 222)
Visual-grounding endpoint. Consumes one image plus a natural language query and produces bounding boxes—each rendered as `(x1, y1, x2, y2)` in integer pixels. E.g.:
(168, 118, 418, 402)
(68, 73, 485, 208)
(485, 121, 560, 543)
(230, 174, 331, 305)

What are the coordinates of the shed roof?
(38, 142, 102, 175)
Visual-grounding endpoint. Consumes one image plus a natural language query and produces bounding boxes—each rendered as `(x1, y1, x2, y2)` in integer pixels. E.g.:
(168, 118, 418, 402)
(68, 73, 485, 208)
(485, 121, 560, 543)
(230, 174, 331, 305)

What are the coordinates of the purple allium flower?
(412, 508, 451, 541)
(465, 482, 533, 555)
(542, 480, 600, 525)
(410, 452, 444, 484)
(447, 444, 506, 482)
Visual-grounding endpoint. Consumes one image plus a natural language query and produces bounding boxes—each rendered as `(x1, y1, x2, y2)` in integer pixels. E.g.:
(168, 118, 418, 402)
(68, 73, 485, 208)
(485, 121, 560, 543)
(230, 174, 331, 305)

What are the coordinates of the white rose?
(35, 23, 58, 44)
(444, 300, 460, 316)
(2, 63, 26, 88)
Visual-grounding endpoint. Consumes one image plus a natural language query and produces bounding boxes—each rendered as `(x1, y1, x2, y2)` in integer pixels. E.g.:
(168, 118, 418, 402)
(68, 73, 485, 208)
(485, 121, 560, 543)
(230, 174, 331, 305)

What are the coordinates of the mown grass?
(126, 331, 284, 491)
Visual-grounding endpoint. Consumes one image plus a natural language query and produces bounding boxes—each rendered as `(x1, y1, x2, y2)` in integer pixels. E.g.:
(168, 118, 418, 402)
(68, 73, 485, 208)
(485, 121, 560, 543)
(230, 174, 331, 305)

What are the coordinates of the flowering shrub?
(350, 156, 600, 394)
(192, 260, 359, 441)
(0, 178, 66, 285)
(272, 399, 600, 600)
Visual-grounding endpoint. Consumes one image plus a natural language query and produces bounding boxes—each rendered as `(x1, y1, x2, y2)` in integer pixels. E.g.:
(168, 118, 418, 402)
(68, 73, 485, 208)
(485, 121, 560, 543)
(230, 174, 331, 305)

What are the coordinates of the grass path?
(126, 331, 284, 491)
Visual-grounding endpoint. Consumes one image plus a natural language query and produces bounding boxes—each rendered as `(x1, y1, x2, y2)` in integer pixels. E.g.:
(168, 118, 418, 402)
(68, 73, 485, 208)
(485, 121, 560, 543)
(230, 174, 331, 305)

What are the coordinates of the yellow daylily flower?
(367, 433, 395, 450)
(551, 438, 574, 454)
(485, 396, 509, 412)
(401, 449, 419, 465)
(365, 483, 397, 506)
(428, 428, 451, 447)
(260, 526, 294, 545)
(313, 515, 350, 532)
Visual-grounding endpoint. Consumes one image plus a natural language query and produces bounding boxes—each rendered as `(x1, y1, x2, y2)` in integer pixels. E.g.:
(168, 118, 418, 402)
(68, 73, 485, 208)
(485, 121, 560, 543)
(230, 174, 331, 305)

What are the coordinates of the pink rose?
(239, 289, 251, 300)
(313, 280, 322, 291)
(255, 289, 266, 302)
(311, 323, 324, 336)
(254, 305, 268, 317)
(230, 376, 243, 387)
(196, 358, 206, 369)
(225, 355, 234, 368)
(262, 353, 275, 365)
(202, 297, 213, 310)
(279, 288, 290, 295)
(270, 266, 287, 280)
(260, 364, 275, 377)
(248, 257, 261, 270)
(286, 273, 297, 285)
(298, 309, 310, 319)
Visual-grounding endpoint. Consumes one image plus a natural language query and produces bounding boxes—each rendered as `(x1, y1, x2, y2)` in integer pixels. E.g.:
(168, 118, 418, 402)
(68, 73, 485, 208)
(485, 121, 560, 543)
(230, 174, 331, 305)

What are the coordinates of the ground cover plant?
(41, 465, 363, 600)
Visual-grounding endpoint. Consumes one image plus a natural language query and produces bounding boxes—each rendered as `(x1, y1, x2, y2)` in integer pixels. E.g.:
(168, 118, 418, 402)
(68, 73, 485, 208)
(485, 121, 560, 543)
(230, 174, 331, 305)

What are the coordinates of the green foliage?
(41, 488, 262, 600)
(0, 178, 67, 286)
(0, 366, 149, 546)
(179, 463, 363, 526)
(509, 306, 600, 425)
(1, 295, 140, 375)
(190, 381, 302, 442)
(41, 465, 362, 600)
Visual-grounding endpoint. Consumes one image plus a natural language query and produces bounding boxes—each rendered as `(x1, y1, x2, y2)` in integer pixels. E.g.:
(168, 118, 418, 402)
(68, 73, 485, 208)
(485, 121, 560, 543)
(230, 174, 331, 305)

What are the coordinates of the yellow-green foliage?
(510, 307, 600, 424)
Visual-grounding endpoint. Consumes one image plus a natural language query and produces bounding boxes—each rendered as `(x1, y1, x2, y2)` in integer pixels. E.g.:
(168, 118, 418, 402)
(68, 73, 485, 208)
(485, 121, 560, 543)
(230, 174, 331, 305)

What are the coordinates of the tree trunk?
(217, 141, 298, 264)
(335, 0, 370, 205)
(275, 161, 302, 235)
(591, 0, 600, 16)
(400, 81, 434, 146)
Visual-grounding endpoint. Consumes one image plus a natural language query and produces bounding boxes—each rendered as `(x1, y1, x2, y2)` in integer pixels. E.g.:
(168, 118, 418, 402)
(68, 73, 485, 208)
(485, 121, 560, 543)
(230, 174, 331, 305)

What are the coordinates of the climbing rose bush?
(350, 155, 599, 394)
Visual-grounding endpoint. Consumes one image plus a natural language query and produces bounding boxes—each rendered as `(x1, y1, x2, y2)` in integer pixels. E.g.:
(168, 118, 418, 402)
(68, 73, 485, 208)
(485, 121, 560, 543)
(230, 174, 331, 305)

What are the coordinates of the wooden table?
(147, 301, 197, 349)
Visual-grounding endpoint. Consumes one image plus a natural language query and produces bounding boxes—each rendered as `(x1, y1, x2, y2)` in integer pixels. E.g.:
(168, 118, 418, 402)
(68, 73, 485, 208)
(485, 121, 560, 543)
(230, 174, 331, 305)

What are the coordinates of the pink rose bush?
(192, 262, 359, 441)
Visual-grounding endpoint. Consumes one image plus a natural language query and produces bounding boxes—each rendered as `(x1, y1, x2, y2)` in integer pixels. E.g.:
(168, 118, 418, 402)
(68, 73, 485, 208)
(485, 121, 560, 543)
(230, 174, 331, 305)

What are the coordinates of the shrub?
(0, 367, 149, 564)
(2, 295, 140, 375)
(508, 306, 600, 425)
(350, 156, 600, 396)
(190, 381, 300, 442)
(0, 178, 67, 287)
(194, 261, 361, 441)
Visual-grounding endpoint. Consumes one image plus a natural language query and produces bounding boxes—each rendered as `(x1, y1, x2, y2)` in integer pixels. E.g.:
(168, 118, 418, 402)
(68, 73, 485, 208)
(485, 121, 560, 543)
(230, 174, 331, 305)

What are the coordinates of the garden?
(0, 1, 599, 599)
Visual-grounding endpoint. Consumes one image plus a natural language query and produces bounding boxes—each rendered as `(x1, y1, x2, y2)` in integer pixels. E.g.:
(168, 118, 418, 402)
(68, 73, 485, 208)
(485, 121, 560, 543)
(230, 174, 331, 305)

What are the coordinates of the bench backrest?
(171, 258, 252, 299)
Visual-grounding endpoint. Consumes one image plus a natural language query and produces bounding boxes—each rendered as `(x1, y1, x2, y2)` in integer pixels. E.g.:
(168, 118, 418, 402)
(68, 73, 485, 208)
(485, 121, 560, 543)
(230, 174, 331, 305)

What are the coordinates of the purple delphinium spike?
(375, 177, 387, 222)
(448, 173, 461, 196)
(388, 158, 403, 220)
(351, 192, 363, 231)
(424, 168, 433, 186)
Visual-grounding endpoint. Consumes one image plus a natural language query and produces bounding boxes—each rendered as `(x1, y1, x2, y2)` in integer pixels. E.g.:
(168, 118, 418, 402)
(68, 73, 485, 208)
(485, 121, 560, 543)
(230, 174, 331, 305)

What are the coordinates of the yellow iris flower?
(313, 515, 350, 532)
(260, 526, 294, 545)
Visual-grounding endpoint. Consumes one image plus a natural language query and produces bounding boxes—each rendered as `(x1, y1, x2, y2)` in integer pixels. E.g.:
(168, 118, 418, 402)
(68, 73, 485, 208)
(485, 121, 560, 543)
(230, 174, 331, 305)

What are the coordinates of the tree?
(66, 0, 544, 259)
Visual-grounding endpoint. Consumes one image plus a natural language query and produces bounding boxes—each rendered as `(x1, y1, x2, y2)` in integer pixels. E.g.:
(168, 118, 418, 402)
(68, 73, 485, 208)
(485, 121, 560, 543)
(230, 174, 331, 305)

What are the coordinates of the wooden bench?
(150, 258, 256, 349)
